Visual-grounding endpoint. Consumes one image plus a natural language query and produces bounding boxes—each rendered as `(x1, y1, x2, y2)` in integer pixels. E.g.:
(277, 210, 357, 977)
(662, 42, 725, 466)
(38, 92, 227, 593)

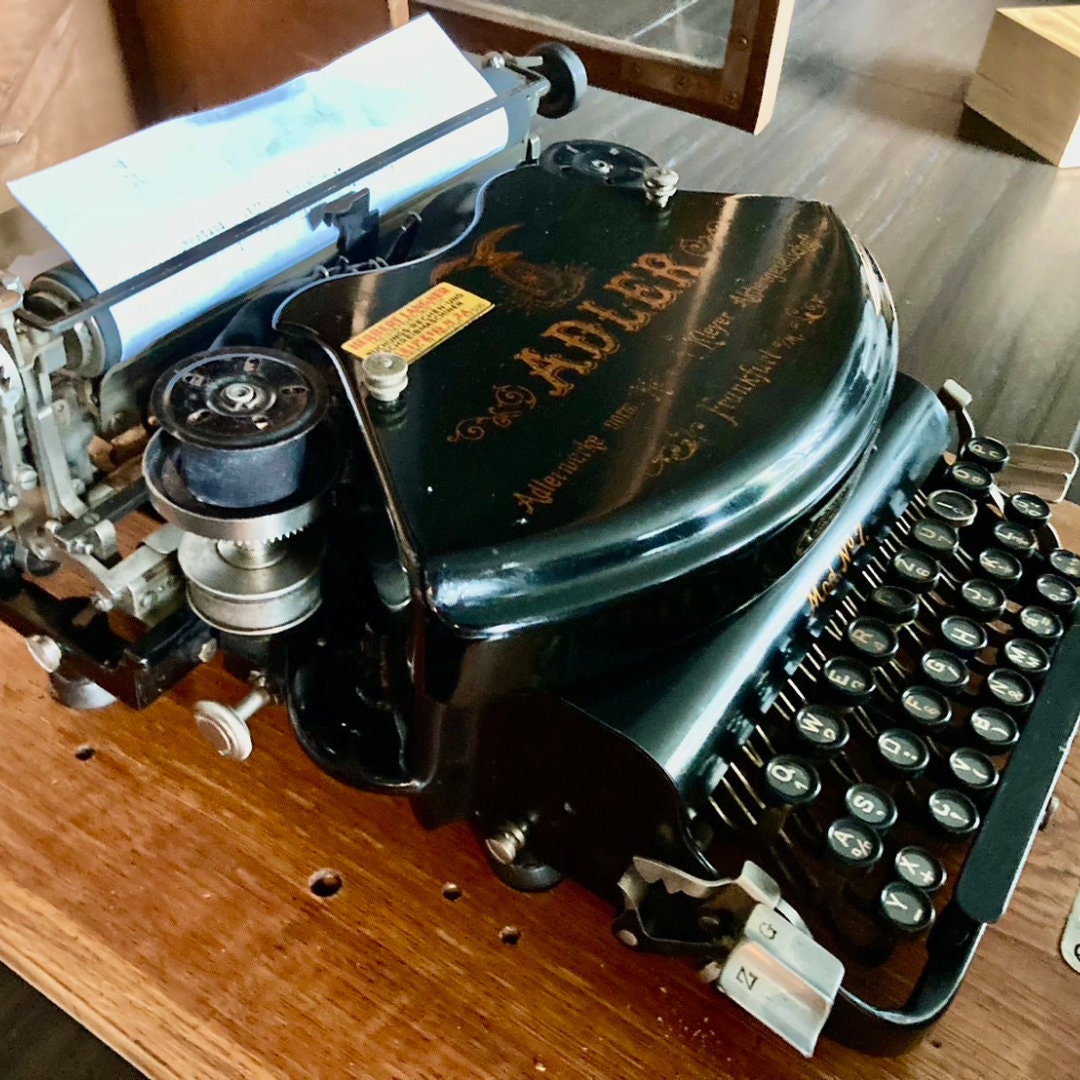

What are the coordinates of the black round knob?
(792, 705, 850, 757)
(890, 549, 940, 593)
(1003, 637, 1051, 680)
(920, 648, 970, 695)
(927, 788, 980, 838)
(983, 667, 1035, 712)
(763, 755, 821, 807)
(821, 656, 876, 707)
(967, 707, 1019, 751)
(895, 846, 946, 893)
(1018, 605, 1064, 644)
(977, 547, 1023, 587)
(845, 617, 899, 664)
(910, 518, 959, 557)
(946, 461, 994, 500)
(960, 436, 1009, 473)
(1005, 491, 1051, 527)
(947, 747, 999, 795)
(869, 585, 920, 625)
(878, 880, 936, 935)
(1032, 572, 1078, 618)
(825, 817, 884, 868)
(992, 520, 1037, 559)
(939, 614, 989, 657)
(1048, 548, 1080, 584)
(959, 579, 1006, 621)
(845, 783, 898, 831)
(899, 685, 952, 732)
(877, 727, 931, 778)
(926, 489, 978, 528)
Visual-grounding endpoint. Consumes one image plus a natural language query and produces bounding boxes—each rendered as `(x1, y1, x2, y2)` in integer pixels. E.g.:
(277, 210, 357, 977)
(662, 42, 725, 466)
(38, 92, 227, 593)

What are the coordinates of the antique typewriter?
(1, 43, 1078, 1062)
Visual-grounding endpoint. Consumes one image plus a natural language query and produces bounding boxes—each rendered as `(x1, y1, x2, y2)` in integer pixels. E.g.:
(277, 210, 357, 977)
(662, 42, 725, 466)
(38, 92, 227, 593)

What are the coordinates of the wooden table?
(0, 505, 1077, 1080)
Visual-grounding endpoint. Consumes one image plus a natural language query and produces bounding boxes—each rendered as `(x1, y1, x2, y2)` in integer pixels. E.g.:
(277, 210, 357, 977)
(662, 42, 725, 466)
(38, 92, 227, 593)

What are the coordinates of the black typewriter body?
(4, 144, 1078, 1059)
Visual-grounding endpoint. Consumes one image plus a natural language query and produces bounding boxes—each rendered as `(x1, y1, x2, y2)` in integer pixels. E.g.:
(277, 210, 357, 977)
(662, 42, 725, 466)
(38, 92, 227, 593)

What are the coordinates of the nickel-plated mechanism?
(144, 347, 332, 638)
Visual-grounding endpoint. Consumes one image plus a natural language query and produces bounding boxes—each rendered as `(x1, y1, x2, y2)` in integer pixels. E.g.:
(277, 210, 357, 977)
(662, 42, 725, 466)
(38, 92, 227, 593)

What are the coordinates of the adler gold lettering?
(634, 253, 702, 288)
(541, 320, 619, 361)
(576, 299, 650, 332)
(605, 273, 677, 310)
(514, 347, 597, 397)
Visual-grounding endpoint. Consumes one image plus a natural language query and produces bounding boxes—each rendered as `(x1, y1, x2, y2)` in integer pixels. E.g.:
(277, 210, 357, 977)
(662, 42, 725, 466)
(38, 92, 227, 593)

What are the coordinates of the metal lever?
(615, 857, 843, 1057)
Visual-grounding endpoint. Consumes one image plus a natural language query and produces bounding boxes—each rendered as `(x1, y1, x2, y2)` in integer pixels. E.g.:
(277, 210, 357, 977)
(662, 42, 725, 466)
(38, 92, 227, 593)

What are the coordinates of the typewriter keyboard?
(706, 439, 1080, 1011)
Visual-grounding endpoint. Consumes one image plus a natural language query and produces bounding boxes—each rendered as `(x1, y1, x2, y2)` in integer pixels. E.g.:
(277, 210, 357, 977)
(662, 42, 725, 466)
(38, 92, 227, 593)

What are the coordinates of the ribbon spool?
(151, 347, 328, 509)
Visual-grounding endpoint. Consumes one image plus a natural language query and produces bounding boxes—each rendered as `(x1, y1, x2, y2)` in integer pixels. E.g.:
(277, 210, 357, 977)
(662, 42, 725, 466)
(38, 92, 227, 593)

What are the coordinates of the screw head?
(361, 352, 408, 402)
(25, 634, 63, 673)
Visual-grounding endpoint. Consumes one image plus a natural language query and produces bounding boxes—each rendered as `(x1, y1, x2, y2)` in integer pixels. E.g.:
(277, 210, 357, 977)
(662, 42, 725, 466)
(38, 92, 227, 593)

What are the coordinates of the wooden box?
(966, 5, 1080, 167)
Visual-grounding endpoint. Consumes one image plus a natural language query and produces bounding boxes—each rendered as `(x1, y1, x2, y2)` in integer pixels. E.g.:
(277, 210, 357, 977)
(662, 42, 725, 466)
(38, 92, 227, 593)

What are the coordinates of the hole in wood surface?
(75, 745, 95, 761)
(499, 925, 521, 946)
(442, 882, 462, 902)
(308, 869, 343, 899)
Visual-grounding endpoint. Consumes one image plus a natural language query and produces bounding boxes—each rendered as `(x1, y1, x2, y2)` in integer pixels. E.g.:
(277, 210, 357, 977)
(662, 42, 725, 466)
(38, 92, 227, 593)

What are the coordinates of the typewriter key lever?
(614, 858, 844, 1057)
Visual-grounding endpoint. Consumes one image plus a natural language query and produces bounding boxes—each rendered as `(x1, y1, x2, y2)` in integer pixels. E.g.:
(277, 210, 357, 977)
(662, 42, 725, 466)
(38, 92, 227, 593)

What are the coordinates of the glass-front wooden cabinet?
(412, 0, 794, 131)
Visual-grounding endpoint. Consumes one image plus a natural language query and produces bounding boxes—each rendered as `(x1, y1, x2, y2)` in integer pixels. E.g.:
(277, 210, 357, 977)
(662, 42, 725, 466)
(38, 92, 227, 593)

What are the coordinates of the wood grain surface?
(0, 505, 1076, 1080)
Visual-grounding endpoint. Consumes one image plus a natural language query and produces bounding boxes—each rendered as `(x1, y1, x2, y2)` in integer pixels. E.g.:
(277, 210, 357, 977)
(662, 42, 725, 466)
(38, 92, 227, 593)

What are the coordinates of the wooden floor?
(0, 0, 1076, 1076)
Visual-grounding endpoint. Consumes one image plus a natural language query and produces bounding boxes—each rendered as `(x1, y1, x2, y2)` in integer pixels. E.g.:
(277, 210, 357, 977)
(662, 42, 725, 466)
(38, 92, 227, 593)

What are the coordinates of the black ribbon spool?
(151, 347, 328, 509)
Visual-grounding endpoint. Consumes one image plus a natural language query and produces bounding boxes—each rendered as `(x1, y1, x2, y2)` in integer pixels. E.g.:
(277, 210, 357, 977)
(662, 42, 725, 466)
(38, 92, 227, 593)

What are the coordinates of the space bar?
(956, 623, 1080, 925)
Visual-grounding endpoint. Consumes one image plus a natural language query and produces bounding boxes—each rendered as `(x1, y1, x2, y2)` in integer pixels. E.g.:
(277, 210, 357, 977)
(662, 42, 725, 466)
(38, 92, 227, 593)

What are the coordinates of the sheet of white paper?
(9, 16, 507, 359)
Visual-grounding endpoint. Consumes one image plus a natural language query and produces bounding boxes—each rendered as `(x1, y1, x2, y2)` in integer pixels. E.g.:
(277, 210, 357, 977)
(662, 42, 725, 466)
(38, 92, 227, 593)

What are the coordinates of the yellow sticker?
(341, 282, 493, 364)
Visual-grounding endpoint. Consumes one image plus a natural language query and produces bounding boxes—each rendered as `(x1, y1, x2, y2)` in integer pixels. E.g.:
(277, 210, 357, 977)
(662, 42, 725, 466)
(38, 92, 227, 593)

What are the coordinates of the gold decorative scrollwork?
(447, 385, 539, 443)
(648, 421, 708, 477)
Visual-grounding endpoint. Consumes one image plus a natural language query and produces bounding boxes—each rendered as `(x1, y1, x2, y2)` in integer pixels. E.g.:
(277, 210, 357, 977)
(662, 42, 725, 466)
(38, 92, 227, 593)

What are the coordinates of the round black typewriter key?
(895, 846, 946, 893)
(899, 685, 952, 732)
(825, 817, 884, 869)
(845, 783, 898, 831)
(910, 517, 959, 557)
(984, 667, 1035, 712)
(792, 705, 850, 756)
(1032, 572, 1078, 618)
(822, 656, 876, 707)
(939, 614, 989, 657)
(977, 547, 1023, 586)
(927, 489, 978, 528)
(869, 585, 920, 626)
(878, 880, 936, 935)
(959, 578, 1006, 621)
(1005, 491, 1051, 528)
(763, 755, 821, 807)
(890, 549, 940, 593)
(1003, 637, 1051, 679)
(920, 648, 970, 695)
(877, 727, 931, 779)
(927, 788, 980, 838)
(968, 707, 1019, 751)
(947, 747, 999, 795)
(845, 617, 899, 664)
(1049, 548, 1080, 584)
(946, 461, 994, 500)
(993, 520, 1038, 559)
(961, 436, 1009, 473)
(1019, 605, 1064, 645)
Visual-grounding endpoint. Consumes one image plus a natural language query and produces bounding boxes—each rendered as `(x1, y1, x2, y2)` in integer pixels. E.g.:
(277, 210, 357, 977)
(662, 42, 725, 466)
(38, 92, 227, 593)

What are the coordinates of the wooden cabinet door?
(411, 0, 794, 132)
